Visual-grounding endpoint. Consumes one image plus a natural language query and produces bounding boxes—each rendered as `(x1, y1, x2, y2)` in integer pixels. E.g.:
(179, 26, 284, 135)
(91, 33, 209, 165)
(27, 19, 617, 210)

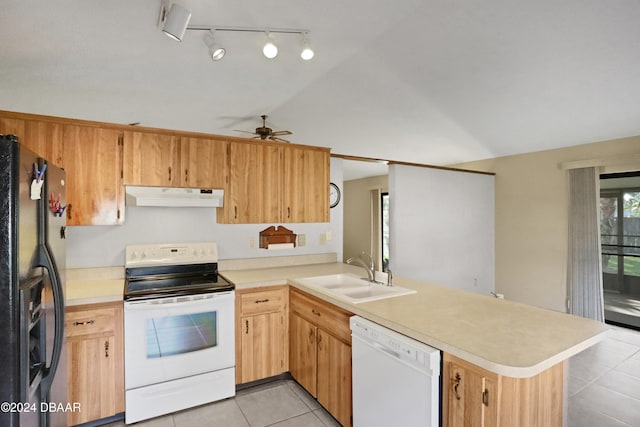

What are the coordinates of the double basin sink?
(295, 273, 416, 304)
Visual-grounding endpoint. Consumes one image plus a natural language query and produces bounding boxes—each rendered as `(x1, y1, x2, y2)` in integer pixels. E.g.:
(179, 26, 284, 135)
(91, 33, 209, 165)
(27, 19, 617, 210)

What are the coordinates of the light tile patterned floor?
(568, 325, 640, 427)
(104, 379, 340, 427)
(105, 325, 640, 427)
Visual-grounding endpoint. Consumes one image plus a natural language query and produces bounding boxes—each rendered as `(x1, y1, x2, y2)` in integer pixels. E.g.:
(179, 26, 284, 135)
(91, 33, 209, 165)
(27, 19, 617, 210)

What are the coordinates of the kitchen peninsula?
(67, 255, 608, 426)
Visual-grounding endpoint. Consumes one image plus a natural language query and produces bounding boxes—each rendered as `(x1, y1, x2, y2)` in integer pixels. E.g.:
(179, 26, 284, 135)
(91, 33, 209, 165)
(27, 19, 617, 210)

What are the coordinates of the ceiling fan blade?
(233, 129, 256, 134)
(271, 130, 293, 136)
(270, 136, 291, 143)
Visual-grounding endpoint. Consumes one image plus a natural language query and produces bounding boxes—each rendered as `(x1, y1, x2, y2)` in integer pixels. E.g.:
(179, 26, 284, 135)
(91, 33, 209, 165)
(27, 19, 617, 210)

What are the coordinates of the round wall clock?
(329, 182, 341, 208)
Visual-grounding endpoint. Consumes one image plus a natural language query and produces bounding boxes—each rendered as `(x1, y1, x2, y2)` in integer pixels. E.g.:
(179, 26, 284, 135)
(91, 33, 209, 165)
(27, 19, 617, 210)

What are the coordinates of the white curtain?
(567, 167, 604, 321)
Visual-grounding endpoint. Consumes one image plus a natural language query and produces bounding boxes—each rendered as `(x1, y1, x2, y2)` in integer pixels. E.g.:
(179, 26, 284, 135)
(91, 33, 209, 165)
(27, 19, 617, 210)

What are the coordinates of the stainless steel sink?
(296, 273, 416, 304)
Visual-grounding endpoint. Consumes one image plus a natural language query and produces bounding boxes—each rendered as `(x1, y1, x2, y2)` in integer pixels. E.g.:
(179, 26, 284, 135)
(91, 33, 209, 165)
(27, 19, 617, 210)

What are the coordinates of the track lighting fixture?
(262, 32, 278, 59)
(157, 4, 314, 62)
(160, 3, 191, 42)
(300, 33, 314, 61)
(204, 30, 226, 61)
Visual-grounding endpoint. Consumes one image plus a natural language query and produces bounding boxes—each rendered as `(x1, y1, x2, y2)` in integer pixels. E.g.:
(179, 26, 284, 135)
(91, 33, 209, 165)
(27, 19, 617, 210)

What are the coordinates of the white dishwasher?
(350, 316, 440, 427)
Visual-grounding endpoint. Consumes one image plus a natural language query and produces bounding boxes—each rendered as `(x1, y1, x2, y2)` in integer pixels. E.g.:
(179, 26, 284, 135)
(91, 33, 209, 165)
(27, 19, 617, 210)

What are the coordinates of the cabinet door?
(289, 313, 317, 397)
(180, 137, 228, 188)
(225, 142, 282, 223)
(124, 131, 180, 186)
(0, 117, 63, 161)
(60, 125, 124, 225)
(316, 329, 352, 427)
(67, 335, 117, 425)
(444, 359, 498, 427)
(283, 146, 330, 223)
(240, 312, 287, 383)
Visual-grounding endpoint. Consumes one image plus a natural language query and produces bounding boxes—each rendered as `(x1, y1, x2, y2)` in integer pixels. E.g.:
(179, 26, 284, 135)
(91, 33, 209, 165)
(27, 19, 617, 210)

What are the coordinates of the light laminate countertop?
(222, 262, 608, 378)
(65, 261, 608, 378)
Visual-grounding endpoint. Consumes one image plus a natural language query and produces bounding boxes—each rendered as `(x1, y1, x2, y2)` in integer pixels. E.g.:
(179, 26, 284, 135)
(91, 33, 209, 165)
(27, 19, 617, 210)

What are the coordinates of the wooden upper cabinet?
(223, 141, 283, 224)
(0, 117, 64, 162)
(0, 115, 124, 225)
(220, 141, 330, 224)
(283, 146, 330, 223)
(61, 125, 124, 225)
(123, 131, 180, 187)
(179, 137, 228, 189)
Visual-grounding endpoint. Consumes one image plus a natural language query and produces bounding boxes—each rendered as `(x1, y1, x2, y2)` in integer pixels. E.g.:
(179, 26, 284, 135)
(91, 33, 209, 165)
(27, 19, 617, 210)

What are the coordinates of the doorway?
(600, 171, 640, 330)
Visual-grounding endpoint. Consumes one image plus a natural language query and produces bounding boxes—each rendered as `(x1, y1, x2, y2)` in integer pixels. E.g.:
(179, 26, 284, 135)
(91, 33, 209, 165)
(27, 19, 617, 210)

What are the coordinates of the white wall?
(66, 158, 344, 268)
(389, 164, 495, 295)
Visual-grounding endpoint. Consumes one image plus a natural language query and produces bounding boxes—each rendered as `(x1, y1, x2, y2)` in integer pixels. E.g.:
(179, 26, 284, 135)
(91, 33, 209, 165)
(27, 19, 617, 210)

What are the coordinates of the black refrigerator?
(0, 135, 67, 427)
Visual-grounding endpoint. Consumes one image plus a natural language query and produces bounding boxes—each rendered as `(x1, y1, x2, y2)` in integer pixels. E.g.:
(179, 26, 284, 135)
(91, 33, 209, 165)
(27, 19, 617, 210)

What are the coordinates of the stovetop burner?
(123, 243, 234, 301)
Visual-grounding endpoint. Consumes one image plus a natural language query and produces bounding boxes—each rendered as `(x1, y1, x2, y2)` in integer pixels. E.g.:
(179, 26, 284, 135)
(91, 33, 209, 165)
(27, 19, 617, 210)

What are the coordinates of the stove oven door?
(124, 291, 234, 390)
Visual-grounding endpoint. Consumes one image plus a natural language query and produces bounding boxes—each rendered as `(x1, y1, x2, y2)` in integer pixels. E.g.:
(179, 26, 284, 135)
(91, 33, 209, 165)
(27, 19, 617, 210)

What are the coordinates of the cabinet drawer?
(239, 287, 286, 316)
(290, 288, 352, 343)
(65, 307, 116, 338)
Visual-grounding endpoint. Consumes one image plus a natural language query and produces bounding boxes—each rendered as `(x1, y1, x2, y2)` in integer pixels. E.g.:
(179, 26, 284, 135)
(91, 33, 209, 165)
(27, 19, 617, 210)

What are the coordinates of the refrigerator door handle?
(34, 243, 65, 395)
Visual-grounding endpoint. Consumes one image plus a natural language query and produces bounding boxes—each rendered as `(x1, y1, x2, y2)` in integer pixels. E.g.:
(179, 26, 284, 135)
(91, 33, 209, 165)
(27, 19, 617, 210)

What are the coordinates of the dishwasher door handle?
(371, 340, 401, 359)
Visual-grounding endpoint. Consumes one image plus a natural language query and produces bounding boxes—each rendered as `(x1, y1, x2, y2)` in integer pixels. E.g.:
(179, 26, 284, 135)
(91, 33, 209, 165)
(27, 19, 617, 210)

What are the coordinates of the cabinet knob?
(66, 203, 73, 220)
(312, 309, 321, 317)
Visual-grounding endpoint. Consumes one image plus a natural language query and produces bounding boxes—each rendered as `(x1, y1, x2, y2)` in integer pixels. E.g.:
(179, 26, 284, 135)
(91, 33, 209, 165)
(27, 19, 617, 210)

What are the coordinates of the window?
(381, 192, 390, 272)
(600, 186, 640, 289)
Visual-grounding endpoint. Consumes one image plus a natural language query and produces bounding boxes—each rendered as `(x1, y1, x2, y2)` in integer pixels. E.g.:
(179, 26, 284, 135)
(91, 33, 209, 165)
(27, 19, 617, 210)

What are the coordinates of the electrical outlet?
(298, 234, 306, 247)
(319, 233, 326, 245)
(248, 237, 256, 250)
(325, 231, 332, 241)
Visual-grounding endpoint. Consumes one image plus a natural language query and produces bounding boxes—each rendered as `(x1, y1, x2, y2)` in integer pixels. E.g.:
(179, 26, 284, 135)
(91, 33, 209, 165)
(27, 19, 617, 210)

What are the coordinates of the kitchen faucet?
(346, 252, 376, 282)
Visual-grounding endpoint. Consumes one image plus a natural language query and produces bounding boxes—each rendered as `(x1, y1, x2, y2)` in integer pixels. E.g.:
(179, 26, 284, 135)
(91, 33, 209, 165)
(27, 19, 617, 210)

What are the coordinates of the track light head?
(262, 32, 278, 59)
(300, 33, 314, 60)
(162, 3, 191, 42)
(205, 30, 226, 61)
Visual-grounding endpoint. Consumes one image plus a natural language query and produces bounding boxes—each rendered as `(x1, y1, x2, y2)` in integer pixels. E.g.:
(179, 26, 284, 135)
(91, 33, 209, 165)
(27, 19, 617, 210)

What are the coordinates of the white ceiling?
(2, 1, 640, 175)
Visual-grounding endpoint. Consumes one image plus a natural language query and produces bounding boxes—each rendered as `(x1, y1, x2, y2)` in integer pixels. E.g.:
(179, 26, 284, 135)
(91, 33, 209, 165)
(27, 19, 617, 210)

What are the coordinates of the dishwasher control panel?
(350, 316, 440, 373)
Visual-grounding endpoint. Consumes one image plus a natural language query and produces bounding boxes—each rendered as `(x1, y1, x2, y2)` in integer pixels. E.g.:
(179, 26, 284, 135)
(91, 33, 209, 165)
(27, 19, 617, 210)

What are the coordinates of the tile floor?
(568, 324, 640, 427)
(105, 325, 640, 427)
(104, 379, 340, 427)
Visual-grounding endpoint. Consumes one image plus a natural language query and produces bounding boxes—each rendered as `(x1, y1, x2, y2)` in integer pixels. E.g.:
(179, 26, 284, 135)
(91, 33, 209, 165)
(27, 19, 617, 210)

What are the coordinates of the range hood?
(125, 186, 224, 208)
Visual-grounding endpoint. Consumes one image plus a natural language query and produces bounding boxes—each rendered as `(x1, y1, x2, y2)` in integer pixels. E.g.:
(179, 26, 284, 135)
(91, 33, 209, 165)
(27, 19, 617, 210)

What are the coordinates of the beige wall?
(455, 136, 640, 312)
(343, 175, 388, 267)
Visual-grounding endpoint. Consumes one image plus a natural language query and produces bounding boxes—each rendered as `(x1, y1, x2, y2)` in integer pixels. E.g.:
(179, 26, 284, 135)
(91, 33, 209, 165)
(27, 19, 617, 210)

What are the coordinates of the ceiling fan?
(234, 115, 292, 143)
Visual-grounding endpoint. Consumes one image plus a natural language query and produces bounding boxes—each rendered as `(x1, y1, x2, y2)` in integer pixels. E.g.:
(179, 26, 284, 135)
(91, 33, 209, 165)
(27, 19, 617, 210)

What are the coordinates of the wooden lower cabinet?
(289, 288, 353, 427)
(442, 353, 563, 427)
(235, 286, 289, 384)
(66, 302, 124, 426)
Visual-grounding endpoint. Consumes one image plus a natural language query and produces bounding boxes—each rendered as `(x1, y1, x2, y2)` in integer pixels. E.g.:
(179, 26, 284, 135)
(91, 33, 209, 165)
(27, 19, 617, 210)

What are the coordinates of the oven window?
(146, 311, 217, 358)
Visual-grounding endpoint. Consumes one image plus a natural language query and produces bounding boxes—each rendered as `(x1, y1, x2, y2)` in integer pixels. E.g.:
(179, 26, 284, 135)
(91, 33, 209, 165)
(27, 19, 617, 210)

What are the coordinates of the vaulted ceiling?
(2, 1, 639, 170)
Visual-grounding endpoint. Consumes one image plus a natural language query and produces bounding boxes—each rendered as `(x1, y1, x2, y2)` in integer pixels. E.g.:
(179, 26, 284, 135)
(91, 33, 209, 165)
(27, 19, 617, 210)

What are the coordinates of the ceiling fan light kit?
(158, 2, 314, 62)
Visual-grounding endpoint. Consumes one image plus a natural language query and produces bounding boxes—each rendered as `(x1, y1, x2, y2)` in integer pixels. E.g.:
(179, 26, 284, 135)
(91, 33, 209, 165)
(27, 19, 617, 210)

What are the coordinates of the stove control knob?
(130, 251, 138, 260)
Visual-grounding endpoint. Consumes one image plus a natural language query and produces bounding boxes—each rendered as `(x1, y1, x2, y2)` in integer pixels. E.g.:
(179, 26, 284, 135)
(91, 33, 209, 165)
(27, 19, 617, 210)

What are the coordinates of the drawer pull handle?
(308, 328, 314, 344)
(453, 373, 462, 400)
(482, 389, 489, 406)
(312, 309, 321, 317)
(104, 340, 110, 358)
(73, 320, 95, 326)
(245, 319, 249, 334)
(255, 299, 270, 304)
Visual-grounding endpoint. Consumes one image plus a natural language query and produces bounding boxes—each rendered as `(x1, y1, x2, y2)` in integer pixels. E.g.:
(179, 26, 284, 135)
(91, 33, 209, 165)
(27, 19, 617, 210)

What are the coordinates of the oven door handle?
(124, 293, 233, 310)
